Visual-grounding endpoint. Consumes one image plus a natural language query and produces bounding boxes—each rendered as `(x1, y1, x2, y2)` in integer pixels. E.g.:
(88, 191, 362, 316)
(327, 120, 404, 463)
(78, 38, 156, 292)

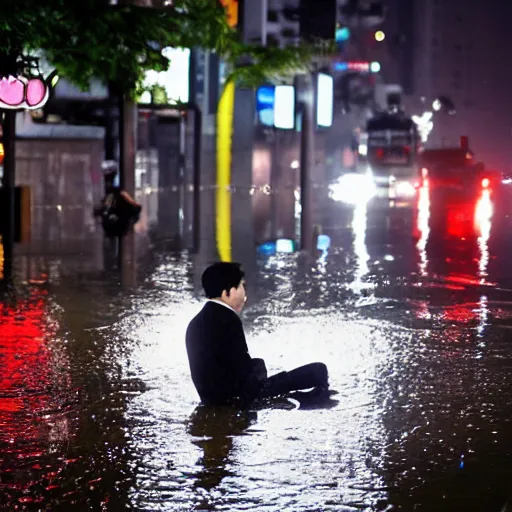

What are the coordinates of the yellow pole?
(216, 80, 235, 262)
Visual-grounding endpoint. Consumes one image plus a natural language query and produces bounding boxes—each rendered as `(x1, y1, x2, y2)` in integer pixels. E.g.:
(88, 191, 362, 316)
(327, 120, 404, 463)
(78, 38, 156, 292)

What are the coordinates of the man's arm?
(224, 316, 253, 375)
(224, 316, 261, 398)
(120, 190, 142, 209)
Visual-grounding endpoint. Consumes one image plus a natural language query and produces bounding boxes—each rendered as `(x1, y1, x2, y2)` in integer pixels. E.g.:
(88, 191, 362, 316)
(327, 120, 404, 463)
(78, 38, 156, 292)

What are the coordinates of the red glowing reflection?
(415, 178, 430, 276)
(0, 285, 72, 505)
(413, 185, 494, 334)
(0, 288, 55, 417)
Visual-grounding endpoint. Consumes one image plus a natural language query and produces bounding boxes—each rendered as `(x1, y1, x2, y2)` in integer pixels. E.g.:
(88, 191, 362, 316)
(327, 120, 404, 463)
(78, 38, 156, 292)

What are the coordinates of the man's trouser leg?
(258, 362, 328, 399)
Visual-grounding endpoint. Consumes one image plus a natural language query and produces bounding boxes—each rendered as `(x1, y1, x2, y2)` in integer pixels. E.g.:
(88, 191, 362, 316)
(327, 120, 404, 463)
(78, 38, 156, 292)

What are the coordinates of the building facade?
(410, 0, 512, 169)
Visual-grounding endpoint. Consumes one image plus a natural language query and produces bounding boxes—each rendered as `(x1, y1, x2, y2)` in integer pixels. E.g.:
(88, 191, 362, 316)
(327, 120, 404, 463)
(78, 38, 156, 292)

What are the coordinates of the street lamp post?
(1, 53, 20, 283)
(296, 73, 315, 252)
(0, 54, 51, 284)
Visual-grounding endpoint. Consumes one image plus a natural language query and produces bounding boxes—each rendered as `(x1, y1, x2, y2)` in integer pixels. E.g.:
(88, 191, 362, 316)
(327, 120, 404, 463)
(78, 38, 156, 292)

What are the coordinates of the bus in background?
(358, 111, 421, 201)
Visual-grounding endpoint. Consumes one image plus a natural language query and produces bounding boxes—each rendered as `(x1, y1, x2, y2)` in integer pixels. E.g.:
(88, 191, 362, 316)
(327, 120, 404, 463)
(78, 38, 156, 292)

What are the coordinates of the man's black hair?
(201, 262, 245, 299)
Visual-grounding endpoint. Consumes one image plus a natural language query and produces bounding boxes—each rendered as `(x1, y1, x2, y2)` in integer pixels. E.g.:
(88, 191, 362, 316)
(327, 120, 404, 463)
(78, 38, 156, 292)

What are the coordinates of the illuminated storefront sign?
(334, 61, 381, 73)
(274, 85, 295, 130)
(255, 84, 296, 130)
(0, 75, 50, 110)
(256, 85, 275, 127)
(317, 73, 333, 128)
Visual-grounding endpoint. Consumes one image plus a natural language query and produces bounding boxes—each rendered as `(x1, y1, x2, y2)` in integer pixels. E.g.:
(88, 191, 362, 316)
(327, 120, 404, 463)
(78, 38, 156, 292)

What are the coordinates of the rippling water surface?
(2, 187, 512, 511)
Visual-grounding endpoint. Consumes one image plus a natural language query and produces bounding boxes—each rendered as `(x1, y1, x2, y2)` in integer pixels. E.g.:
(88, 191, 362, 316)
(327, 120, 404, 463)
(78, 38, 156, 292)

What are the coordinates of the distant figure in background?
(94, 160, 142, 237)
(185, 262, 330, 407)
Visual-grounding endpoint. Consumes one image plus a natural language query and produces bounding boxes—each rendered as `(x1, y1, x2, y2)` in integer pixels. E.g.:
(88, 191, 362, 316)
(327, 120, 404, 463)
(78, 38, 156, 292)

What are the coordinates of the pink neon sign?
(0, 75, 50, 110)
(347, 61, 370, 72)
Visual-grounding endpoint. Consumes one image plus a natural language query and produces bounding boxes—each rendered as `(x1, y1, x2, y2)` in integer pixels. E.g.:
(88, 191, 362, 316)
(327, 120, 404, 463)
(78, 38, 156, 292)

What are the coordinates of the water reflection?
(0, 287, 72, 507)
(350, 202, 371, 293)
(475, 189, 493, 341)
(2, 178, 512, 510)
(413, 185, 495, 339)
(416, 180, 430, 277)
(475, 189, 493, 284)
(188, 406, 257, 493)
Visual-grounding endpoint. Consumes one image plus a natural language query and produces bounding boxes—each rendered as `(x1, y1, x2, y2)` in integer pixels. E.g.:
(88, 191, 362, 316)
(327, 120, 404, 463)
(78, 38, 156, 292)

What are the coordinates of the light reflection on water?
(0, 287, 74, 508)
(125, 314, 393, 509)
(350, 202, 372, 293)
(2, 184, 512, 509)
(475, 188, 493, 284)
(416, 179, 430, 277)
(117, 257, 393, 510)
(475, 189, 493, 341)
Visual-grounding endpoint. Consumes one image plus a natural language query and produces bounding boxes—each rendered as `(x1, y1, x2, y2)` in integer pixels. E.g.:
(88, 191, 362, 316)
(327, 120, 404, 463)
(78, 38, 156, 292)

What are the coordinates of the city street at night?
(2, 181, 512, 511)
(2, 0, 512, 510)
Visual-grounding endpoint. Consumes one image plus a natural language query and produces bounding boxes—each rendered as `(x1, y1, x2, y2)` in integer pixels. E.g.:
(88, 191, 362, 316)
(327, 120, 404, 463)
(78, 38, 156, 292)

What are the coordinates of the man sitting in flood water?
(185, 262, 330, 407)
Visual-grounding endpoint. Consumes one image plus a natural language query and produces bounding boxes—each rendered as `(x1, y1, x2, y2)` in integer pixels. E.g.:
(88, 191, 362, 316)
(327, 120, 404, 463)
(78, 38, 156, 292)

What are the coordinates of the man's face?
(222, 280, 247, 313)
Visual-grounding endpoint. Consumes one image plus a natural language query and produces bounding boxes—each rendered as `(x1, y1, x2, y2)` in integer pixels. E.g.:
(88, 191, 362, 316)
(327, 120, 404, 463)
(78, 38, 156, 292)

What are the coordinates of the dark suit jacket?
(185, 301, 260, 405)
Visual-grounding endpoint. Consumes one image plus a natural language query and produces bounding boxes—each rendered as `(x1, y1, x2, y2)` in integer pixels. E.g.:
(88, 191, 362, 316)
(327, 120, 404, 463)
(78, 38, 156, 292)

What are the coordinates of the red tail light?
(481, 178, 490, 189)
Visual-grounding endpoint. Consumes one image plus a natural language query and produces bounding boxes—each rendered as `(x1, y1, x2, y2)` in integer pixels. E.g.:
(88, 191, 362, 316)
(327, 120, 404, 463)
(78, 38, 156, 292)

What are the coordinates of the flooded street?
(2, 185, 512, 511)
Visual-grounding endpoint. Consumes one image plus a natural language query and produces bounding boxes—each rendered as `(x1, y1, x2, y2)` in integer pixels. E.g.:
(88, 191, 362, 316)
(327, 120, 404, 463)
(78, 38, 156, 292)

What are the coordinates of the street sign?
(0, 75, 49, 110)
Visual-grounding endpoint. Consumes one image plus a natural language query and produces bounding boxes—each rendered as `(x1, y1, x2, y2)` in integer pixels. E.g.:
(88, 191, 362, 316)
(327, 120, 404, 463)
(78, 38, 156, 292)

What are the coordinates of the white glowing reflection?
(246, 315, 392, 504)
(412, 111, 434, 143)
(317, 249, 328, 270)
(116, 273, 395, 508)
(474, 189, 493, 339)
(477, 295, 488, 339)
(416, 180, 430, 276)
(350, 202, 373, 292)
(329, 172, 376, 205)
(475, 189, 492, 284)
(394, 180, 416, 198)
(317, 234, 331, 270)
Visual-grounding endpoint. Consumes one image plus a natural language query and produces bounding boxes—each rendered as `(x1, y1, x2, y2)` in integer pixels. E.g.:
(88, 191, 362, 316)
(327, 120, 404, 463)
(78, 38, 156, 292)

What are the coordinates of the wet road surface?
(2, 182, 512, 511)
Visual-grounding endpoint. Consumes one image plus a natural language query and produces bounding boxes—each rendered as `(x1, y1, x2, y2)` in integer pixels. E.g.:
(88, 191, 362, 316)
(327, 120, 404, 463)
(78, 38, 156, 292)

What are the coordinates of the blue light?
(257, 241, 276, 256)
(256, 85, 275, 127)
(276, 239, 295, 253)
(334, 62, 348, 72)
(317, 234, 331, 252)
(256, 86, 275, 105)
(335, 27, 350, 42)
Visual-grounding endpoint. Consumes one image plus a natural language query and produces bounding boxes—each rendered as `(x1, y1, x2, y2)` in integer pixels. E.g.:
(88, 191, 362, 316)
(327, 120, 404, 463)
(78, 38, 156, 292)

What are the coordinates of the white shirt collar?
(209, 298, 237, 314)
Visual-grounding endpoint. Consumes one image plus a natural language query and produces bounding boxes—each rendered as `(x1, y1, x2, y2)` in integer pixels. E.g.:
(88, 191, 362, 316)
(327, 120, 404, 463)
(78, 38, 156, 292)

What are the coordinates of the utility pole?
(0, 52, 19, 283)
(118, 95, 137, 197)
(270, 127, 280, 239)
(296, 73, 316, 252)
(104, 82, 119, 162)
(1, 110, 15, 281)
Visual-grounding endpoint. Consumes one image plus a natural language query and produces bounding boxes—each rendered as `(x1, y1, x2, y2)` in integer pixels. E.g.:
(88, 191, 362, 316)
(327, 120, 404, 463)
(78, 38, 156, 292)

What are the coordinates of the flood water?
(2, 184, 512, 511)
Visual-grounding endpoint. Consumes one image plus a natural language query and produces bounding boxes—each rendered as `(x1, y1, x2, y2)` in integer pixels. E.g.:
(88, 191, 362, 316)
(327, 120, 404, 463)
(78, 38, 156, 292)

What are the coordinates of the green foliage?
(0, 0, 233, 92)
(149, 84, 168, 105)
(0, 0, 329, 94)
(226, 41, 331, 87)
